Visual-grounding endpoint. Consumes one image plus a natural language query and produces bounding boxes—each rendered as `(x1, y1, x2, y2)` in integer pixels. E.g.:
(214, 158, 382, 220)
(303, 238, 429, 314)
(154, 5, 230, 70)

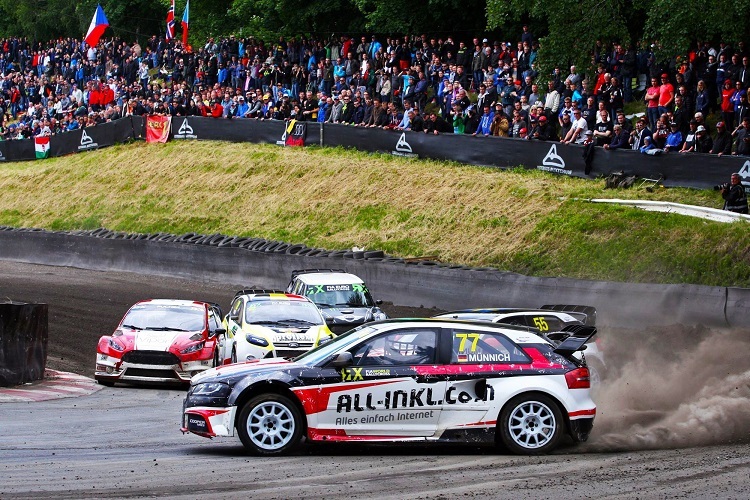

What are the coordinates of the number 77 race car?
(182, 318, 595, 456)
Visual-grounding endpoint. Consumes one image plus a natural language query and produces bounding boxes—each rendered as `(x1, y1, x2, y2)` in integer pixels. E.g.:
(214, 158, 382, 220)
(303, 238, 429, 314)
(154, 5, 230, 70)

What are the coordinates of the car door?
(438, 326, 531, 431)
(221, 297, 244, 364)
(311, 326, 446, 438)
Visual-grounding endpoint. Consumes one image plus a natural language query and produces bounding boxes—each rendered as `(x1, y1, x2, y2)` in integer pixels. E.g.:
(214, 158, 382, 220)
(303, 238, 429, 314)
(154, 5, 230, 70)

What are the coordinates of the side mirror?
(325, 317, 335, 325)
(210, 328, 226, 338)
(330, 352, 353, 368)
(375, 299, 383, 305)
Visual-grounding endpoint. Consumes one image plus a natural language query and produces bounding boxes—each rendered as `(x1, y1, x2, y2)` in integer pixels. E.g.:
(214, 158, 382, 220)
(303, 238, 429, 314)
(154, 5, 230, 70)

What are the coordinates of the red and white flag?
(145, 115, 171, 143)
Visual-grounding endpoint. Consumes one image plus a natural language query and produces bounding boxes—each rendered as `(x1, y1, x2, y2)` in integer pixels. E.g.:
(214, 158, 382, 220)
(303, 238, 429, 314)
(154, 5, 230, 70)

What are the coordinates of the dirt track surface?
(2, 261, 750, 498)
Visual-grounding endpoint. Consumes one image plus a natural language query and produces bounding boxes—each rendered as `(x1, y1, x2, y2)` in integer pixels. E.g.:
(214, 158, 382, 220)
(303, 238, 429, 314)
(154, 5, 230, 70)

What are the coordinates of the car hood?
(118, 328, 202, 351)
(321, 306, 372, 323)
(191, 357, 299, 386)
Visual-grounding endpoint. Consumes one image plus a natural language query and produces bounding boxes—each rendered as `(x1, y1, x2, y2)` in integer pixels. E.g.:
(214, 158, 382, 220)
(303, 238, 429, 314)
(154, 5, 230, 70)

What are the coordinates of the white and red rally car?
(182, 318, 596, 455)
(95, 299, 225, 386)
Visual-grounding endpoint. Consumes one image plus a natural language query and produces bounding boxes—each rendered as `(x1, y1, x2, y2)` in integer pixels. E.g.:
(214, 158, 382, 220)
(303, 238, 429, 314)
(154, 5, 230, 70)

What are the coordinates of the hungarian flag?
(84, 4, 109, 48)
(181, 0, 190, 46)
(34, 136, 50, 159)
(166, 0, 175, 40)
(145, 115, 172, 143)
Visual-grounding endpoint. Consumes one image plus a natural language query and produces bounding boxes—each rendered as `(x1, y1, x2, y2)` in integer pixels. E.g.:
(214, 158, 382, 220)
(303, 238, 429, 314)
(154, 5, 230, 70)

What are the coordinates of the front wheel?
(498, 394, 562, 455)
(237, 394, 303, 455)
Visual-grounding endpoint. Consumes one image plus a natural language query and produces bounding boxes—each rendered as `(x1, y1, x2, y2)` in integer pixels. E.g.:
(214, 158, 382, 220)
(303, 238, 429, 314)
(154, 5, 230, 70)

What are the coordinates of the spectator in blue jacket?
(473, 104, 494, 136)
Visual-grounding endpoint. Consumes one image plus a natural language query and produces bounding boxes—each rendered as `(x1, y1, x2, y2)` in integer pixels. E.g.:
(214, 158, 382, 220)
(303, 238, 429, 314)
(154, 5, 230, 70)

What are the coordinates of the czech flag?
(166, 0, 175, 40)
(84, 4, 109, 48)
(181, 0, 189, 46)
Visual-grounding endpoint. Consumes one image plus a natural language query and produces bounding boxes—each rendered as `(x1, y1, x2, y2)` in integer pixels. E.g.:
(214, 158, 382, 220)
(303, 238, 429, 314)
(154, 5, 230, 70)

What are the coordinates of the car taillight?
(565, 367, 590, 389)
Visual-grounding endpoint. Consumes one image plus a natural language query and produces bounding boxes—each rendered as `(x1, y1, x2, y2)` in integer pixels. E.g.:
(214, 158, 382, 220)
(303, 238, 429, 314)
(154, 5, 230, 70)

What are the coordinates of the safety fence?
(0, 115, 747, 190)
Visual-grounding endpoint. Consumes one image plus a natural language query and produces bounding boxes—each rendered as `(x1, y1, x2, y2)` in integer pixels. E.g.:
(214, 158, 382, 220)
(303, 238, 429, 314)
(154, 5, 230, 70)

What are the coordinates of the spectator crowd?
(1, 31, 750, 158)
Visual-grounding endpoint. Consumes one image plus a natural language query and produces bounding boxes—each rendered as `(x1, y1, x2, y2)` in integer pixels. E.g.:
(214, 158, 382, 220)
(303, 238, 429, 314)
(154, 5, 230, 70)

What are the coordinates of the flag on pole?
(181, 0, 190, 46)
(166, 0, 175, 40)
(84, 4, 109, 48)
(34, 136, 50, 159)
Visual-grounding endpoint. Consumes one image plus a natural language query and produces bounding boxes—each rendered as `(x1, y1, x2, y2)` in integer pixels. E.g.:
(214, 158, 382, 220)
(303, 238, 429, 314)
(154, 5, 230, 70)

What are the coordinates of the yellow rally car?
(218, 289, 334, 364)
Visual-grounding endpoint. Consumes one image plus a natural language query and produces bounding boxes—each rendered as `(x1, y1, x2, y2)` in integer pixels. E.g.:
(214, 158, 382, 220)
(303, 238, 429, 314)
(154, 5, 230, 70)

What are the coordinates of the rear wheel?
(237, 394, 303, 455)
(498, 394, 562, 455)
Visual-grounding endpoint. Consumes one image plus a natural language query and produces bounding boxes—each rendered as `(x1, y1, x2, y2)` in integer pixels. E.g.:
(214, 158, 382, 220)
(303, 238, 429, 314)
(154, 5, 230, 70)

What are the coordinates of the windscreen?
(121, 304, 206, 332)
(304, 284, 373, 307)
(245, 300, 324, 325)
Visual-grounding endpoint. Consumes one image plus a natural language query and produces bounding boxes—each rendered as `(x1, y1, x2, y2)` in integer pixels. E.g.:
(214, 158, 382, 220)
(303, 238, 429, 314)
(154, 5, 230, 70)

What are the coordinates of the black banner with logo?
(169, 116, 320, 147)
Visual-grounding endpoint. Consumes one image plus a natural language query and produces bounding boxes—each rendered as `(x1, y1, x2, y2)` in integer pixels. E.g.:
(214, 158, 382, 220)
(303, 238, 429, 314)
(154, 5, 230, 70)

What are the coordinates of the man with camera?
(716, 173, 748, 214)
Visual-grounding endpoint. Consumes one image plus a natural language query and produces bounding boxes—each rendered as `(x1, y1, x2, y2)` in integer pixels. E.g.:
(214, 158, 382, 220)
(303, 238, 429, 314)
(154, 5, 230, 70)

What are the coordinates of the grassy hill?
(0, 140, 748, 287)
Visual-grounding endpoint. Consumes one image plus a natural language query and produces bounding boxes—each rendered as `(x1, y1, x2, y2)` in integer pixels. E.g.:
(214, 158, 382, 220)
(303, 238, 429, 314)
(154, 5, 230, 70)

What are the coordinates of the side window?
(500, 315, 526, 327)
(450, 329, 529, 364)
(208, 308, 220, 330)
(351, 328, 438, 366)
(228, 298, 243, 321)
(529, 315, 565, 332)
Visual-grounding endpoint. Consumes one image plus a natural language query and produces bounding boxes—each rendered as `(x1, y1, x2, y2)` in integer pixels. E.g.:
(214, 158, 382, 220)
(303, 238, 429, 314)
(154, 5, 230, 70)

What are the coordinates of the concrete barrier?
(0, 228, 746, 328)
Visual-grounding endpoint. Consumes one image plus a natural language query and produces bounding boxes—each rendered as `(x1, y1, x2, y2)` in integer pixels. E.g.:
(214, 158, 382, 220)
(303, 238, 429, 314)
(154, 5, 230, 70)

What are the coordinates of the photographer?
(715, 173, 748, 214)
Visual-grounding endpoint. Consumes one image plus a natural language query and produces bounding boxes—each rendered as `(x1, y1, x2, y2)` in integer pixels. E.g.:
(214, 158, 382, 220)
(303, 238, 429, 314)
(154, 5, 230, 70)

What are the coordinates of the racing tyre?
(498, 394, 562, 455)
(237, 394, 303, 455)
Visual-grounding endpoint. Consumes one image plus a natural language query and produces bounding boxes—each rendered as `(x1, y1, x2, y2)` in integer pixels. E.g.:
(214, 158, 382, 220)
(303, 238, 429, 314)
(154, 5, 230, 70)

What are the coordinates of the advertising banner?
(145, 115, 172, 143)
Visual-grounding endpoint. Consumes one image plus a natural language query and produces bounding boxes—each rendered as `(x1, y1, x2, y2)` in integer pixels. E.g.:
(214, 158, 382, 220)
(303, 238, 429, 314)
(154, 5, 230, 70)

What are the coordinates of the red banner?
(145, 115, 171, 143)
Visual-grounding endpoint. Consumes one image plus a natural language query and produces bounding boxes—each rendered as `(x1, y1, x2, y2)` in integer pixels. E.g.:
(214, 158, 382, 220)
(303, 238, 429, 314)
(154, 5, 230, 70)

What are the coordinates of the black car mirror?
(375, 299, 383, 305)
(325, 317, 335, 325)
(330, 352, 353, 367)
(210, 328, 226, 338)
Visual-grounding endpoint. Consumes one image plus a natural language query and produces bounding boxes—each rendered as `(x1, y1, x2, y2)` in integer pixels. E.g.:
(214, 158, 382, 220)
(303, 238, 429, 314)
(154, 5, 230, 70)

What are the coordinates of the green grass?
(0, 140, 747, 287)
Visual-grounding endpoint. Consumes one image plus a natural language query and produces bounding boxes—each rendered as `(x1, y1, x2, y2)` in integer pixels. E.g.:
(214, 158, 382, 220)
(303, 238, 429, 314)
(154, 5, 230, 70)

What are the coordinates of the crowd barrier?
(0, 301, 48, 386)
(0, 227, 747, 329)
(0, 115, 747, 190)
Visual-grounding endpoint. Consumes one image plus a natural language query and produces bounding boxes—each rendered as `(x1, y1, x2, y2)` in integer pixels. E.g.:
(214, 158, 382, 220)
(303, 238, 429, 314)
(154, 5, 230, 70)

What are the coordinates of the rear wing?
(551, 325, 597, 357)
(233, 289, 285, 299)
(540, 304, 597, 326)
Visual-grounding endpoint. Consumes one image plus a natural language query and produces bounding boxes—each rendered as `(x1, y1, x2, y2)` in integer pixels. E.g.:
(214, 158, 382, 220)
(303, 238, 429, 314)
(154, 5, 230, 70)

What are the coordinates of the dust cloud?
(586, 325, 750, 451)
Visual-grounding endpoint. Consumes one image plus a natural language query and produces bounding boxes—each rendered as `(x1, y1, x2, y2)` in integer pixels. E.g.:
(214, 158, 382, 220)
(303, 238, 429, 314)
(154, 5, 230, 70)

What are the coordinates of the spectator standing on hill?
(732, 116, 750, 155)
(630, 118, 652, 150)
(712, 121, 733, 156)
(644, 76, 660, 130)
(694, 125, 713, 152)
(658, 73, 674, 116)
(718, 173, 748, 213)
(473, 104, 494, 136)
(720, 79, 736, 129)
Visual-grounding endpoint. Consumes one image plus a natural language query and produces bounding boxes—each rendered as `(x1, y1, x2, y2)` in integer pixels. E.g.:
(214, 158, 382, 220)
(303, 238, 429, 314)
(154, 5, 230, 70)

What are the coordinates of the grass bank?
(0, 140, 748, 287)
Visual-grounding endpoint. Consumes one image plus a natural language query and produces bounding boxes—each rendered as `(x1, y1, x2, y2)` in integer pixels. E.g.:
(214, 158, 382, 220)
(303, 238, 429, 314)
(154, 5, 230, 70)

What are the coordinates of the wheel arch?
(495, 390, 572, 441)
(232, 381, 307, 435)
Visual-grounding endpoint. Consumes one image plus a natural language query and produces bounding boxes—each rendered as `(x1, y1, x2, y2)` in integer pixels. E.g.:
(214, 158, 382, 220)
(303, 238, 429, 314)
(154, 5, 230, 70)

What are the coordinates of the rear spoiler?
(540, 304, 597, 326)
(551, 325, 597, 357)
(290, 269, 346, 279)
(233, 289, 285, 298)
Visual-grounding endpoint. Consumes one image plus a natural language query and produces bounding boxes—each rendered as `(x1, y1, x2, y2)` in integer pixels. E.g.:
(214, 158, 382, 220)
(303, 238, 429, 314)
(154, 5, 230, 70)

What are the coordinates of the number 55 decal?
(533, 317, 549, 331)
(455, 333, 480, 352)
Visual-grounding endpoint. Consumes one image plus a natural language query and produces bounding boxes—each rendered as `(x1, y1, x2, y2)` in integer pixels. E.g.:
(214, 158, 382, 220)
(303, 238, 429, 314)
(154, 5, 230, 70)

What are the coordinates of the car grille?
(273, 342, 314, 349)
(124, 368, 180, 379)
(275, 349, 306, 359)
(122, 350, 180, 365)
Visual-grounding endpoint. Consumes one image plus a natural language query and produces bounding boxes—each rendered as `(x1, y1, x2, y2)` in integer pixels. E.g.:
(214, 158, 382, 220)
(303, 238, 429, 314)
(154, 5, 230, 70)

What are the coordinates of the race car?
(285, 269, 388, 334)
(432, 305, 607, 385)
(95, 299, 225, 386)
(182, 318, 596, 456)
(217, 290, 334, 364)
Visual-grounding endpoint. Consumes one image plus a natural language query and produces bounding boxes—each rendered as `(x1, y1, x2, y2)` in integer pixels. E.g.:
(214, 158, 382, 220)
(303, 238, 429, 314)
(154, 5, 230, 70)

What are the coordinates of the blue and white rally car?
(182, 318, 596, 456)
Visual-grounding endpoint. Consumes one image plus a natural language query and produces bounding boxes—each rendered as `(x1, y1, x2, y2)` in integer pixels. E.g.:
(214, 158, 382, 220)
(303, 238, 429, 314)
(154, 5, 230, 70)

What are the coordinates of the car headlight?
(191, 382, 231, 397)
(372, 309, 388, 321)
(246, 334, 269, 347)
(181, 341, 205, 354)
(108, 338, 125, 351)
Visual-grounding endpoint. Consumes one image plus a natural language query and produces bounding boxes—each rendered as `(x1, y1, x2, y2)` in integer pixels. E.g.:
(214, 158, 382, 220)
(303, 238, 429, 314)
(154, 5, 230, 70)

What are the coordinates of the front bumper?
(95, 353, 212, 384)
(182, 404, 237, 438)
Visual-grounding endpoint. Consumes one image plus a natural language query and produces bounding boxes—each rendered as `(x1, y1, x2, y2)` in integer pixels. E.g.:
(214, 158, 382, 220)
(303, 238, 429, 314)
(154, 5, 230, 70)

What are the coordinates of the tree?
(486, 0, 633, 78)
